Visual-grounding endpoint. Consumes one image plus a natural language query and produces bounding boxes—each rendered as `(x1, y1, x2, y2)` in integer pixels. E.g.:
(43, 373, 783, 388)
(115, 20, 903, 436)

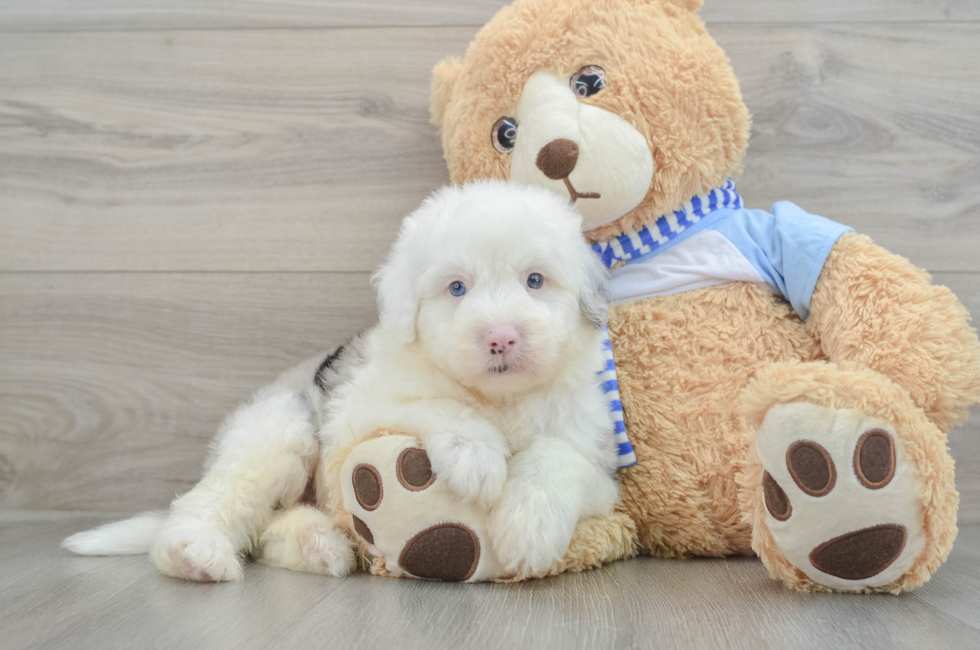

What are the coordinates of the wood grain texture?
(723, 22, 980, 272)
(1, 513, 979, 650)
(705, 0, 980, 23)
(0, 0, 506, 32)
(2, 23, 980, 272)
(0, 272, 377, 511)
(1, 271, 978, 515)
(0, 0, 977, 33)
(0, 27, 471, 273)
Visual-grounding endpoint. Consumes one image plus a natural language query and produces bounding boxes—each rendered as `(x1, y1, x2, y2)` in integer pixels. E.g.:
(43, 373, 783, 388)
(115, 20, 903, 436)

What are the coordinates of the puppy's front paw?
(427, 432, 507, 506)
(490, 488, 575, 577)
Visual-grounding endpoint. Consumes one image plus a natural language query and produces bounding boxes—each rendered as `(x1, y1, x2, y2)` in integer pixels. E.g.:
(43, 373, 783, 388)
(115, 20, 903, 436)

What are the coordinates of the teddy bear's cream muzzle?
(509, 70, 654, 232)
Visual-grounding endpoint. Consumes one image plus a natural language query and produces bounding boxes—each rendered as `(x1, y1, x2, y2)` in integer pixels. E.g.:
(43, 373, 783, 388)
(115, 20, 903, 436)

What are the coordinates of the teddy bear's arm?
(806, 231, 980, 432)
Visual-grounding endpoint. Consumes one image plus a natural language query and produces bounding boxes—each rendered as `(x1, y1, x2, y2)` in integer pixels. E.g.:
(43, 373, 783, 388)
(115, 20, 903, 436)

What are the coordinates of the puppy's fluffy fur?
(64, 181, 619, 580)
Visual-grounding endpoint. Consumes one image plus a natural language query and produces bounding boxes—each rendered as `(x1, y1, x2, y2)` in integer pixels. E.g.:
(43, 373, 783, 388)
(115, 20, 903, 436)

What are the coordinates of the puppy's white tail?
(62, 511, 167, 556)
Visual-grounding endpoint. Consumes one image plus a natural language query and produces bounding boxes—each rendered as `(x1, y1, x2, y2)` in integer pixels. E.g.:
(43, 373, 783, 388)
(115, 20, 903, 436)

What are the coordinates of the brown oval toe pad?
(397, 448, 435, 491)
(353, 464, 383, 511)
(763, 471, 792, 521)
(810, 524, 907, 580)
(399, 523, 480, 581)
(854, 429, 896, 489)
(352, 515, 374, 545)
(787, 440, 836, 497)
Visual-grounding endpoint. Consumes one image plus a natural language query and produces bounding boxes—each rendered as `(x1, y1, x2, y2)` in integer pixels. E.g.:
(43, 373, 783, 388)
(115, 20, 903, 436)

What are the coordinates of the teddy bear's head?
(430, 0, 750, 242)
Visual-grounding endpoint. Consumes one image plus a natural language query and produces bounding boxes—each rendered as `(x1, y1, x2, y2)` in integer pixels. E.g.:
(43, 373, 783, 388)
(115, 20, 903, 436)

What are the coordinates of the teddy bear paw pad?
(399, 523, 480, 581)
(755, 402, 925, 591)
(340, 434, 504, 582)
(809, 524, 907, 581)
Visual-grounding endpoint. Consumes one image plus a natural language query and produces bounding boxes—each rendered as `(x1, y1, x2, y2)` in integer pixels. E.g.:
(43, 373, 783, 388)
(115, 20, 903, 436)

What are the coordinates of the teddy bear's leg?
(337, 433, 505, 581)
(738, 362, 958, 593)
(253, 505, 357, 576)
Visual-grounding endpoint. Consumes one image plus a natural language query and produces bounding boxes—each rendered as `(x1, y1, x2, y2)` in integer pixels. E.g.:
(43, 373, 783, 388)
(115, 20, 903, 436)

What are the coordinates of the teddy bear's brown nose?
(535, 138, 579, 180)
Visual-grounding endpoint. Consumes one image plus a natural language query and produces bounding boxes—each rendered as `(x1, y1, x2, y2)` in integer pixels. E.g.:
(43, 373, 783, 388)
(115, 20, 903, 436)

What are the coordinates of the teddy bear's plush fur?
(431, 0, 748, 244)
(419, 0, 980, 592)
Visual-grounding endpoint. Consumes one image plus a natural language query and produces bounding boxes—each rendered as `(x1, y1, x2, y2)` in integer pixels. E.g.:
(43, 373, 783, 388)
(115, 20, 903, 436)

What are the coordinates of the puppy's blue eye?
(527, 273, 544, 289)
(449, 281, 467, 297)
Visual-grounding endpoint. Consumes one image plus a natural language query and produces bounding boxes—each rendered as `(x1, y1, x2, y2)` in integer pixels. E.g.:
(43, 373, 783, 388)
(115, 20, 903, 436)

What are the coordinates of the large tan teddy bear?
(331, 0, 980, 593)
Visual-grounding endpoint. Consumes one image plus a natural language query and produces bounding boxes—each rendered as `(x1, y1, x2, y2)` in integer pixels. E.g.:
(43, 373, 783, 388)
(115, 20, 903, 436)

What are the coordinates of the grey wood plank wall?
(1, 0, 978, 31)
(1, 0, 979, 513)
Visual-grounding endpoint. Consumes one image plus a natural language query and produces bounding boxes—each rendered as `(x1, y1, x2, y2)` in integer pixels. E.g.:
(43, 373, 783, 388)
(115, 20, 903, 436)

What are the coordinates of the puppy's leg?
(255, 505, 356, 576)
(489, 438, 618, 576)
(417, 411, 509, 507)
(339, 399, 510, 506)
(153, 387, 318, 582)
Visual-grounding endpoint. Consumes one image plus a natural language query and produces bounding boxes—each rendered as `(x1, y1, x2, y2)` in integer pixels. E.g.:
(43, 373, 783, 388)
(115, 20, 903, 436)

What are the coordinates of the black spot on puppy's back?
(314, 345, 346, 392)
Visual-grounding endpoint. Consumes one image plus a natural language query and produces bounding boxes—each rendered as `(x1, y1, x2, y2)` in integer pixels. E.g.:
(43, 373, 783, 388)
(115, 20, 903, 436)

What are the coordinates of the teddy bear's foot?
(338, 433, 506, 582)
(255, 505, 357, 577)
(755, 402, 926, 590)
(741, 362, 958, 593)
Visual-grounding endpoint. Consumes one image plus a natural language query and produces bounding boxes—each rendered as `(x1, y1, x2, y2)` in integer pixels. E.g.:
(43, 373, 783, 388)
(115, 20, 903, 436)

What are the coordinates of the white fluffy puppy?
(325, 181, 619, 573)
(63, 181, 618, 579)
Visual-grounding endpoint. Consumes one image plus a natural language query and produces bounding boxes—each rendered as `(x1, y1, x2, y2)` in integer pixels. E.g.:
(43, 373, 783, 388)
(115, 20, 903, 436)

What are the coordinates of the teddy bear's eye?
(491, 116, 518, 154)
(570, 65, 606, 98)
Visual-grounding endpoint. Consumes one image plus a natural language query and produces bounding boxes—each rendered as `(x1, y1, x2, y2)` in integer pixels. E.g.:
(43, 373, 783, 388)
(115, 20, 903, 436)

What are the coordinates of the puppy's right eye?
(491, 117, 518, 154)
(449, 281, 467, 297)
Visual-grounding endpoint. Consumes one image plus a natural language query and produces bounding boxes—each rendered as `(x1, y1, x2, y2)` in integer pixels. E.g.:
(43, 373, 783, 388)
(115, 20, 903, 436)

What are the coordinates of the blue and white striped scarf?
(598, 327, 634, 467)
(593, 179, 743, 271)
(596, 180, 743, 468)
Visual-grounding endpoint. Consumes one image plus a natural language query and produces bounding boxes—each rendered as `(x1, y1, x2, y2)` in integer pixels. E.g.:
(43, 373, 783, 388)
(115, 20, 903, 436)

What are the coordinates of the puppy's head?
(373, 181, 608, 395)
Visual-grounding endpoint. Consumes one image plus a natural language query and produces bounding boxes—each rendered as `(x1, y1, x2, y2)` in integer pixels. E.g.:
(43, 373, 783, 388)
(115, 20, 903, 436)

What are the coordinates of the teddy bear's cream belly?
(609, 281, 825, 558)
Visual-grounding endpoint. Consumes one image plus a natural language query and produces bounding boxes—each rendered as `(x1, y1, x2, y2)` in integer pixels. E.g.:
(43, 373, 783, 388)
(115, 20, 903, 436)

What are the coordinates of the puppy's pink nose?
(485, 327, 520, 355)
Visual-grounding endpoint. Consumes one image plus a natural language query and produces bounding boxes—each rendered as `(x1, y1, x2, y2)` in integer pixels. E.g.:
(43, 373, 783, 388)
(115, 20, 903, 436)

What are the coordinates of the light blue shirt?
(608, 202, 853, 320)
(706, 202, 853, 319)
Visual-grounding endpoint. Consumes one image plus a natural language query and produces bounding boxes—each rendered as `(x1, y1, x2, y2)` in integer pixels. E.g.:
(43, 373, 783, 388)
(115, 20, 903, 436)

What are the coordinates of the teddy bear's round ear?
(430, 56, 463, 128)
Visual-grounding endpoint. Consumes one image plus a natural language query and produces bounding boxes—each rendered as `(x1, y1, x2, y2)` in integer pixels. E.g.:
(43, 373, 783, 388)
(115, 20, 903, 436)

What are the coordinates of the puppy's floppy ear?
(372, 218, 422, 343)
(579, 247, 610, 330)
(430, 56, 462, 128)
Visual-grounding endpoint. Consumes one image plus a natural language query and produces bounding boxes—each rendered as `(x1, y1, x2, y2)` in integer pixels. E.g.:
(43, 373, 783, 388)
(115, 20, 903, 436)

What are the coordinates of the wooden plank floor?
(1, 512, 979, 650)
(1, 1, 980, 648)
